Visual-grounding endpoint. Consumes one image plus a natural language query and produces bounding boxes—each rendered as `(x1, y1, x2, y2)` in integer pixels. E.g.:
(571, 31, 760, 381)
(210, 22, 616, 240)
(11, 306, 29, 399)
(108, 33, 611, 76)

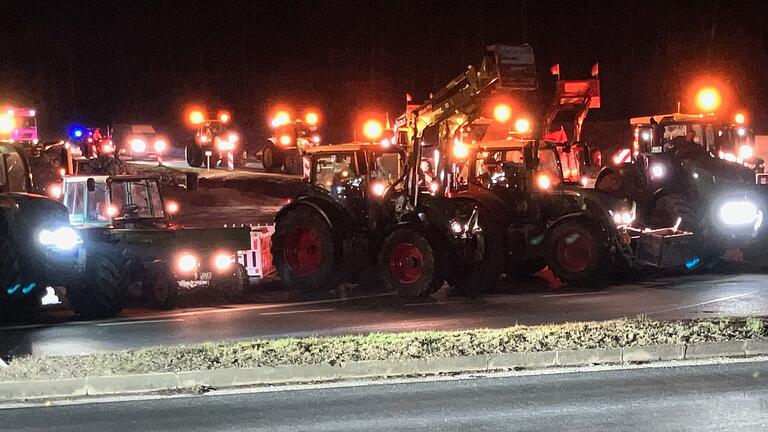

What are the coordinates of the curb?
(2, 339, 767, 402)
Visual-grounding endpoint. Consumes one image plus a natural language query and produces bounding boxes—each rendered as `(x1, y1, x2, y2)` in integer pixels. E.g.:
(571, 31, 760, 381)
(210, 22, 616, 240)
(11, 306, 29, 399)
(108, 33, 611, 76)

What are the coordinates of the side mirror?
(86, 178, 96, 192)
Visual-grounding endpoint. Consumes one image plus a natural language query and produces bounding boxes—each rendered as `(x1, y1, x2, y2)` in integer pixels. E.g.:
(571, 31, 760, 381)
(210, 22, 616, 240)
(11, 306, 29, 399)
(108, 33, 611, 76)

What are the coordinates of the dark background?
(2, 0, 767, 145)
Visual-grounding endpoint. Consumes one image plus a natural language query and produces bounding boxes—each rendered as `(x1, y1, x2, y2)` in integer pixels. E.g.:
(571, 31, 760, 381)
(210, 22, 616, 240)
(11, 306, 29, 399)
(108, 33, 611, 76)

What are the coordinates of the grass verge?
(1, 317, 765, 381)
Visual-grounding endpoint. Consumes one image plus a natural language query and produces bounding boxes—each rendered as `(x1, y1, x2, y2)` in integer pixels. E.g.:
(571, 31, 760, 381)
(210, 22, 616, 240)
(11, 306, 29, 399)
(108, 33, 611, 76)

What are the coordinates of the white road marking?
(404, 301, 461, 307)
(645, 292, 756, 316)
(259, 308, 334, 316)
(95, 319, 185, 327)
(541, 291, 605, 298)
(4, 355, 767, 410)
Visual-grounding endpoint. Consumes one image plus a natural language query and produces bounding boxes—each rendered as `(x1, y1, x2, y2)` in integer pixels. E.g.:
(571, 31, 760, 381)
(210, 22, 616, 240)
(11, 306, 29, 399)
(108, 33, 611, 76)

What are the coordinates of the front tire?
(378, 227, 436, 297)
(143, 264, 179, 310)
(272, 206, 339, 292)
(649, 193, 699, 230)
(217, 263, 250, 303)
(262, 144, 284, 173)
(545, 220, 610, 286)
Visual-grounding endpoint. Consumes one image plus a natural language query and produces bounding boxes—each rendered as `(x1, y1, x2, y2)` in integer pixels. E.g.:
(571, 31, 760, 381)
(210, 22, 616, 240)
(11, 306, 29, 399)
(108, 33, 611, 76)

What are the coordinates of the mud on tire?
(272, 206, 339, 292)
(378, 227, 437, 298)
(650, 193, 700, 231)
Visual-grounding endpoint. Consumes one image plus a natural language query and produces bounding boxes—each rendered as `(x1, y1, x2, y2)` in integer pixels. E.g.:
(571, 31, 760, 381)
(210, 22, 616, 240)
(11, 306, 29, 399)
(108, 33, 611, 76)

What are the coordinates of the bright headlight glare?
(177, 253, 198, 273)
(450, 220, 463, 234)
(38, 229, 55, 246)
(650, 163, 665, 179)
(54, 227, 80, 250)
(719, 200, 761, 226)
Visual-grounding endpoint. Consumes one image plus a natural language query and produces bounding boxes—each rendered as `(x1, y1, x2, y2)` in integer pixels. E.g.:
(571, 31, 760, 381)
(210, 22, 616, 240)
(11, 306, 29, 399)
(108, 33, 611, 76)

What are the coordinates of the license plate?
(200, 272, 213, 281)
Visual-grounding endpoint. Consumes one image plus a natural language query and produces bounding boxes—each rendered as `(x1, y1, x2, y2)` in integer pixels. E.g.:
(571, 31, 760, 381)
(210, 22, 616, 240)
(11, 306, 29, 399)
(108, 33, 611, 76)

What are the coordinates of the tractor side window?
(370, 152, 402, 185)
(149, 181, 165, 218)
(86, 183, 110, 222)
(129, 182, 154, 218)
(5, 152, 27, 192)
(537, 150, 561, 185)
(66, 182, 85, 216)
(314, 153, 357, 192)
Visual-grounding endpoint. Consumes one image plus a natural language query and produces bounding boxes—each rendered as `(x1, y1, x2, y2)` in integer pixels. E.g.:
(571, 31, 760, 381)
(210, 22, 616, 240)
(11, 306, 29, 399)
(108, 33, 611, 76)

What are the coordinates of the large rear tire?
(67, 245, 129, 319)
(378, 227, 436, 298)
(185, 140, 204, 168)
(545, 220, 610, 286)
(272, 206, 339, 292)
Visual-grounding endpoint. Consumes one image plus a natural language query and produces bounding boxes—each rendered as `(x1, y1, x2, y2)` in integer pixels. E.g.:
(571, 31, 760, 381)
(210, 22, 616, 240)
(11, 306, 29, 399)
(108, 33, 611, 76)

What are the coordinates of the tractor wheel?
(185, 140, 204, 168)
(262, 144, 284, 173)
(217, 263, 250, 303)
(650, 194, 700, 231)
(272, 206, 339, 292)
(143, 264, 179, 310)
(378, 227, 436, 298)
(67, 245, 129, 319)
(448, 222, 505, 297)
(284, 151, 303, 175)
(545, 220, 610, 286)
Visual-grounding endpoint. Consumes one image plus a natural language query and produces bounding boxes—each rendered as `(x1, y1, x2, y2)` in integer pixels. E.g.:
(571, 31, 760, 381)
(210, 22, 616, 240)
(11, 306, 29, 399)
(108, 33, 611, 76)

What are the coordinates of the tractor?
(0, 142, 128, 319)
(596, 109, 768, 263)
(184, 109, 245, 169)
(62, 174, 251, 308)
(261, 109, 322, 174)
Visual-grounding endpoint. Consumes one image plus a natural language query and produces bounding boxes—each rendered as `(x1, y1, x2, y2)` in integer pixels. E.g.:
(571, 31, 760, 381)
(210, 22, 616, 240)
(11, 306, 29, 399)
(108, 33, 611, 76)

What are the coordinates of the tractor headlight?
(38, 227, 81, 251)
(719, 200, 763, 228)
(650, 163, 666, 180)
(610, 203, 636, 227)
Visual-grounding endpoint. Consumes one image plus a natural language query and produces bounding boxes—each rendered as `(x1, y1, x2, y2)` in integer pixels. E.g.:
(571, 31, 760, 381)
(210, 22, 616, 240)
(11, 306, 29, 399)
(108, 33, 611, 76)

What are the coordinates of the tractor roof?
(630, 112, 731, 126)
(472, 138, 532, 151)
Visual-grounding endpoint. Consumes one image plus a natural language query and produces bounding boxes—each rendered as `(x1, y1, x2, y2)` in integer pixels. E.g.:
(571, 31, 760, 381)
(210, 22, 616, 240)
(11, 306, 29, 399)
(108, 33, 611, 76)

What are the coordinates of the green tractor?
(271, 142, 483, 297)
(0, 143, 128, 319)
(596, 112, 768, 266)
(62, 175, 252, 308)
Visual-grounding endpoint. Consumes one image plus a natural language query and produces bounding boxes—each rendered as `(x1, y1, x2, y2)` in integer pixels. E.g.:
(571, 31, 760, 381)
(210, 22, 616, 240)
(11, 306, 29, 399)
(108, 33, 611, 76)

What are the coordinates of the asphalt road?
(4, 360, 768, 431)
(2, 272, 767, 358)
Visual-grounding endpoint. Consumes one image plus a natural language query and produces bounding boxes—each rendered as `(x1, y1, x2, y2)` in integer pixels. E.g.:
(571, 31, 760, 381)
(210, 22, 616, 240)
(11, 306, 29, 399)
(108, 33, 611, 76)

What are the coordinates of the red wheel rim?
(389, 243, 424, 284)
(284, 228, 322, 276)
(556, 231, 593, 273)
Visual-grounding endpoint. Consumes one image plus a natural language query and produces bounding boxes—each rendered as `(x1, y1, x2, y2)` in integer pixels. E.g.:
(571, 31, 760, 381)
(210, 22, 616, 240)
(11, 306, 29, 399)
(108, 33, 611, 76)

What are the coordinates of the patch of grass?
(1, 318, 765, 381)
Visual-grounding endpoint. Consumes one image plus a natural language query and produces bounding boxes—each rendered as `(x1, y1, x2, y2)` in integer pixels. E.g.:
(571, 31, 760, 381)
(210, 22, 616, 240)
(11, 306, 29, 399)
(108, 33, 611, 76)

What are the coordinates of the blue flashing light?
(685, 257, 701, 270)
(69, 125, 86, 139)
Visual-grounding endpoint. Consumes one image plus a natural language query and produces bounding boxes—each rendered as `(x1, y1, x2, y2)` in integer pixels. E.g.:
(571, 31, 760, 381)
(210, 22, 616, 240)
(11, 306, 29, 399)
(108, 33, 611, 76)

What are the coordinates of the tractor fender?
(594, 166, 616, 189)
(453, 187, 513, 226)
(274, 196, 357, 238)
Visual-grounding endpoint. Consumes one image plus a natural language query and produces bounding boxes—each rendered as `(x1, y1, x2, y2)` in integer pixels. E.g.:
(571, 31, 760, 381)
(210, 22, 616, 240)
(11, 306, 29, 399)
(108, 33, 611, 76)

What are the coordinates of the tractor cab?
(629, 112, 762, 173)
(63, 175, 176, 228)
(304, 143, 405, 226)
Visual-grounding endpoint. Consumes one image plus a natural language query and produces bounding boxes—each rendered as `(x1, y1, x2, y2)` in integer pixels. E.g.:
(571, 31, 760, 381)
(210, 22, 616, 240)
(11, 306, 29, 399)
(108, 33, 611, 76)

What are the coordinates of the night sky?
(2, 0, 768, 144)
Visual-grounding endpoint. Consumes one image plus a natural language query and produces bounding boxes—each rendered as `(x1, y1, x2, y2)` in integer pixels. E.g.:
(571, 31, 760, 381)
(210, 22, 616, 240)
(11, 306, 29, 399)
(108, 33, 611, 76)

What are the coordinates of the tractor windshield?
(313, 153, 360, 192)
(86, 182, 110, 223)
(109, 179, 166, 219)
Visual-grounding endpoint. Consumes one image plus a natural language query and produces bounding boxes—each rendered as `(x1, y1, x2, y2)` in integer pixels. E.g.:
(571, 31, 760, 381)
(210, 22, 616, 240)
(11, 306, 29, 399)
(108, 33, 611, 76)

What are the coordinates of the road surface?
(2, 272, 767, 358)
(3, 359, 767, 431)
